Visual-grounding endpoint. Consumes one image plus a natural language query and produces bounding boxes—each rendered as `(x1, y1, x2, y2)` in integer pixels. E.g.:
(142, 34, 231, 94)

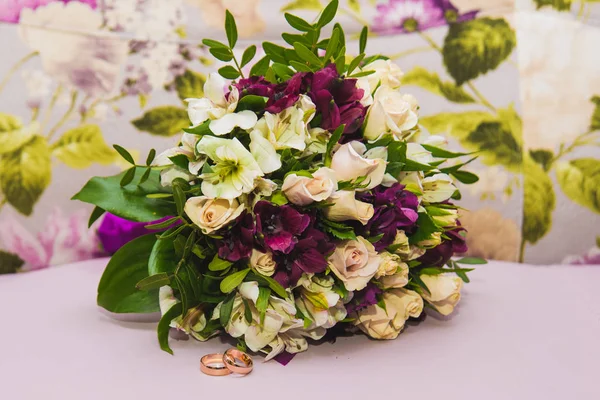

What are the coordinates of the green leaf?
(260, 274, 287, 298)
(218, 65, 241, 80)
(317, 0, 338, 27)
(132, 106, 189, 136)
(236, 95, 267, 113)
(136, 273, 171, 290)
(529, 149, 554, 172)
(224, 10, 238, 48)
(421, 144, 472, 159)
(146, 149, 156, 166)
(455, 257, 487, 265)
(0, 113, 37, 155)
(324, 124, 345, 167)
(590, 96, 600, 131)
(208, 254, 234, 271)
(522, 157, 555, 244)
(532, 0, 573, 11)
(209, 48, 234, 62)
(443, 17, 516, 85)
(219, 292, 236, 327)
(88, 206, 105, 228)
(270, 190, 289, 205)
(256, 287, 271, 324)
(97, 234, 159, 313)
(220, 268, 251, 293)
(293, 42, 323, 67)
(0, 135, 50, 216)
(148, 236, 177, 276)
(183, 120, 213, 136)
(409, 213, 440, 245)
(120, 167, 136, 187)
(324, 26, 340, 62)
(139, 167, 151, 184)
(284, 13, 313, 31)
(145, 216, 180, 231)
(402, 67, 476, 103)
(113, 144, 135, 165)
(250, 56, 270, 77)
(157, 302, 182, 355)
(281, 0, 323, 11)
(202, 39, 229, 49)
(73, 168, 174, 222)
(262, 42, 287, 64)
(359, 26, 368, 54)
(450, 170, 479, 184)
(334, 47, 346, 75)
(241, 45, 257, 67)
(175, 69, 206, 101)
(0, 250, 24, 274)
(272, 63, 295, 79)
(172, 184, 185, 216)
(556, 158, 600, 214)
(290, 60, 313, 72)
(347, 53, 365, 76)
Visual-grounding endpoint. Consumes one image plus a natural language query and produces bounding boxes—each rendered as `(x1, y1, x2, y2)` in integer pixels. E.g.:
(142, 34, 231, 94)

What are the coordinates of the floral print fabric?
(0, 0, 599, 273)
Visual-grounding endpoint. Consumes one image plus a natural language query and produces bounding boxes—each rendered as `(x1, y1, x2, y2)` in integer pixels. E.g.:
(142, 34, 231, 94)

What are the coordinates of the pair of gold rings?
(200, 348, 253, 376)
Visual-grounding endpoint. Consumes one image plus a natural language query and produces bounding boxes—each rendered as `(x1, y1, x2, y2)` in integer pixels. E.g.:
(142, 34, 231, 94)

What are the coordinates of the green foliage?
(73, 168, 175, 222)
(529, 149, 554, 172)
(324, 124, 344, 167)
(409, 213, 440, 245)
(220, 268, 251, 293)
(148, 235, 177, 275)
(442, 18, 516, 85)
(402, 67, 476, 103)
(218, 65, 240, 80)
(208, 254, 234, 271)
(591, 96, 600, 131)
(175, 70, 206, 101)
(532, 0, 573, 10)
(0, 135, 50, 216)
(97, 234, 160, 313)
(0, 250, 24, 274)
(157, 303, 182, 355)
(51, 124, 115, 168)
(556, 158, 600, 214)
(224, 10, 238, 48)
(321, 218, 357, 240)
(136, 273, 171, 291)
(522, 158, 555, 244)
(219, 292, 236, 326)
(132, 106, 189, 136)
(241, 45, 257, 67)
(0, 112, 35, 154)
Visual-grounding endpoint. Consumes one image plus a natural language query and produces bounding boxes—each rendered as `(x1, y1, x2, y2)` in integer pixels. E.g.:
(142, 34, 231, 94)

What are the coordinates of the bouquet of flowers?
(74, 0, 484, 360)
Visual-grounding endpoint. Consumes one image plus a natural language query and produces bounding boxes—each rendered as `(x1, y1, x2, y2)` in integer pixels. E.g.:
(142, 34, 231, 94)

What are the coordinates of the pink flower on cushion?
(0, 208, 103, 271)
(0, 0, 97, 23)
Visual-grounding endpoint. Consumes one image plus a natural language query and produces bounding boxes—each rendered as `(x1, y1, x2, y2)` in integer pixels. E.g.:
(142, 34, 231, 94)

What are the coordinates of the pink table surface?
(1, 259, 599, 400)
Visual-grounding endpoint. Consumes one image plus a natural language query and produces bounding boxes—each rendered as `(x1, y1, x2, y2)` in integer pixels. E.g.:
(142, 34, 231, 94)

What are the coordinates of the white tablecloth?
(1, 259, 599, 399)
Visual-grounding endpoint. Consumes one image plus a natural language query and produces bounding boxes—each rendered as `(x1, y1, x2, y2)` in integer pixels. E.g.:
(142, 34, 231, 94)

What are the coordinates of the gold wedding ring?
(223, 348, 253, 375)
(200, 353, 231, 376)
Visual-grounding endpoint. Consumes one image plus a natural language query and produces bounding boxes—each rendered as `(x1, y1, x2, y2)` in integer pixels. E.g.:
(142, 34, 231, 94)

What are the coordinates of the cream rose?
(282, 167, 337, 206)
(364, 59, 404, 90)
(328, 237, 380, 291)
(250, 249, 277, 277)
(323, 191, 374, 225)
(330, 141, 386, 190)
(421, 274, 463, 316)
(184, 196, 245, 234)
(364, 87, 419, 141)
(353, 288, 423, 340)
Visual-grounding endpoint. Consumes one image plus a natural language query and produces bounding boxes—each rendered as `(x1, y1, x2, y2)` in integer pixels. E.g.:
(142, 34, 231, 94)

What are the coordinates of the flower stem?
(47, 91, 78, 141)
(518, 237, 526, 263)
(41, 84, 63, 130)
(389, 46, 434, 60)
(0, 51, 38, 94)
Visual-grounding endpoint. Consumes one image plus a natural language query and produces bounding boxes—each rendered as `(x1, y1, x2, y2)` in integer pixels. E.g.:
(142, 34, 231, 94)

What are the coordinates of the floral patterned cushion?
(1, 0, 599, 273)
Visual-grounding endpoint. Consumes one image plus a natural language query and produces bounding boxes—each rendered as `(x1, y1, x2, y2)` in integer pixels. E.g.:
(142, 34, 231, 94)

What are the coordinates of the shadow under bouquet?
(74, 0, 484, 360)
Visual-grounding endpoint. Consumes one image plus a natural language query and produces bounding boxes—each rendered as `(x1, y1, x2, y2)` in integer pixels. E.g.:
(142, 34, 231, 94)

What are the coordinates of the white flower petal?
(250, 129, 281, 173)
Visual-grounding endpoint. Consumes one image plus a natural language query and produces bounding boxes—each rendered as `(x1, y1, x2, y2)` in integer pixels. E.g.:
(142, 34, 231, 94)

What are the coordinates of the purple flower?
(218, 212, 256, 262)
(418, 226, 468, 267)
(346, 283, 382, 314)
(358, 184, 419, 251)
(372, 0, 477, 35)
(308, 64, 366, 135)
(98, 213, 174, 255)
(255, 201, 311, 254)
(234, 76, 275, 98)
(273, 228, 335, 288)
(265, 72, 311, 113)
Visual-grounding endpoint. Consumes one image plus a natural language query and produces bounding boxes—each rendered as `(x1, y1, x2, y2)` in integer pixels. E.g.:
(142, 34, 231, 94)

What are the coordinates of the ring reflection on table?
(200, 353, 231, 376)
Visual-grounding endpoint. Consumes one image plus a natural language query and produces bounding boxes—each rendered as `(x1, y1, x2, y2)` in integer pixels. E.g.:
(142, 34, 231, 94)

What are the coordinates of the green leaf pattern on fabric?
(556, 158, 600, 214)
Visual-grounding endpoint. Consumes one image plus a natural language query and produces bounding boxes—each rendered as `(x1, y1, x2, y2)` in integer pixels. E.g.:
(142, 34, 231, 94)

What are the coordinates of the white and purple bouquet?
(74, 0, 483, 361)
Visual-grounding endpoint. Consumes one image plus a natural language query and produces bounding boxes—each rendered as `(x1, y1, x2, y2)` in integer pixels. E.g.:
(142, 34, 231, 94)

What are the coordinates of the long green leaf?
(324, 124, 345, 167)
(208, 254, 234, 271)
(158, 303, 182, 355)
(293, 42, 323, 67)
(284, 13, 313, 31)
(224, 10, 238, 48)
(219, 292, 236, 327)
(220, 268, 250, 293)
(317, 0, 338, 27)
(88, 206, 105, 228)
(136, 273, 171, 291)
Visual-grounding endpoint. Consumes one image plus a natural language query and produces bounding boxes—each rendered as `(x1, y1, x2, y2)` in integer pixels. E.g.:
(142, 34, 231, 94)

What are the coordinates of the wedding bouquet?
(74, 0, 483, 360)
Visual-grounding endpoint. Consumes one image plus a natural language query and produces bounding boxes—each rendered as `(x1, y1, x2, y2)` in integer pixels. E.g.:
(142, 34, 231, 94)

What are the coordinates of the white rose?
(374, 252, 402, 278)
(250, 249, 277, 277)
(19, 3, 128, 98)
(353, 288, 423, 340)
(330, 141, 386, 190)
(328, 237, 381, 291)
(374, 252, 409, 289)
(187, 73, 257, 135)
(282, 167, 337, 206)
(184, 196, 245, 234)
(421, 274, 463, 316)
(323, 190, 374, 225)
(422, 173, 457, 203)
(364, 59, 405, 90)
(364, 87, 419, 141)
(355, 77, 374, 106)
